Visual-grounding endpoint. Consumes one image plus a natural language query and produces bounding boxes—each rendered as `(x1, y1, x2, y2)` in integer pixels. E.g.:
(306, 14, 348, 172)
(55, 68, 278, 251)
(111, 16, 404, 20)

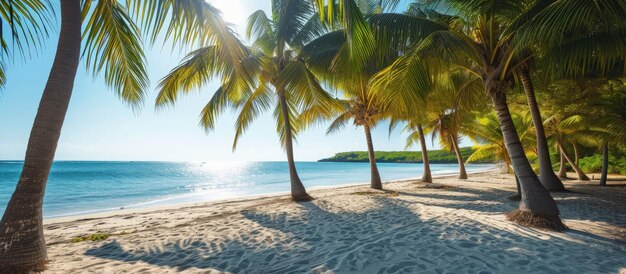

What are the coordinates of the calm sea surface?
(0, 161, 494, 218)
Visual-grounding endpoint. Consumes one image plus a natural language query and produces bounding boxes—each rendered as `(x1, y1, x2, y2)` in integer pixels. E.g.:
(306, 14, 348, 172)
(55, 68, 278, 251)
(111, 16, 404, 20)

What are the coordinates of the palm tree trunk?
(600, 142, 608, 186)
(278, 92, 311, 201)
(417, 124, 432, 183)
(515, 174, 521, 196)
(508, 174, 522, 201)
(0, 1, 82, 271)
(572, 141, 579, 166)
(364, 123, 383, 189)
(558, 148, 568, 178)
(518, 69, 564, 191)
(450, 135, 468, 179)
(558, 141, 590, 181)
(489, 88, 565, 231)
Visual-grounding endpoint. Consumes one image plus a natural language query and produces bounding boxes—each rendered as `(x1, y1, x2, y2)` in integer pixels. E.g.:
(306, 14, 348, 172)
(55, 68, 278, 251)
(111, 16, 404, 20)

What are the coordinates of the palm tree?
(301, 32, 391, 189)
(374, 0, 624, 230)
(517, 66, 565, 191)
(322, 84, 387, 189)
(542, 78, 626, 184)
(465, 111, 536, 200)
(157, 0, 340, 201)
(544, 113, 594, 181)
(597, 87, 626, 186)
(401, 119, 433, 183)
(429, 111, 468, 179)
(465, 112, 536, 173)
(369, 1, 585, 230)
(0, 1, 233, 271)
(297, 4, 415, 189)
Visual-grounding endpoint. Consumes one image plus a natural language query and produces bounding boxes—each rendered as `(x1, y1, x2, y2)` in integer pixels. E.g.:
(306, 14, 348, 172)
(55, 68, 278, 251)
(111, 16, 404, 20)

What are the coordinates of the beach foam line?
(44, 166, 497, 223)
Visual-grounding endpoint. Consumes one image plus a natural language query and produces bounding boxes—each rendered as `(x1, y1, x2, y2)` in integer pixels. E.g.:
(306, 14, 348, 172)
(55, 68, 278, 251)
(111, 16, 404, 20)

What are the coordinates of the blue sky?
(0, 0, 472, 162)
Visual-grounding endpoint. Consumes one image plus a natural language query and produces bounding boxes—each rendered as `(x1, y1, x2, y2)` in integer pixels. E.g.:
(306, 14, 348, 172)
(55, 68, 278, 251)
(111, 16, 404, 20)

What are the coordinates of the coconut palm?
(429, 111, 468, 179)
(545, 114, 599, 181)
(400, 118, 433, 183)
(427, 70, 486, 180)
(373, 0, 624, 230)
(0, 1, 236, 271)
(320, 84, 387, 190)
(517, 65, 566, 191)
(367, 0, 621, 230)
(157, 0, 340, 201)
(465, 112, 536, 173)
(542, 78, 626, 183)
(393, 67, 486, 182)
(299, 25, 399, 189)
(596, 87, 626, 186)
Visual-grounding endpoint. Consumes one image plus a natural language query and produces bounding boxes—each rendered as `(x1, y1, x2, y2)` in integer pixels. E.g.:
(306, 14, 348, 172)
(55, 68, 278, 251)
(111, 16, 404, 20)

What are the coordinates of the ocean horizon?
(0, 161, 495, 218)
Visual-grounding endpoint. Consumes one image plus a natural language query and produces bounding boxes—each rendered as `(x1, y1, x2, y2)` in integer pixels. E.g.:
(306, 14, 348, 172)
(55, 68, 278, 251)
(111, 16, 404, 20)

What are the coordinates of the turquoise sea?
(0, 161, 494, 218)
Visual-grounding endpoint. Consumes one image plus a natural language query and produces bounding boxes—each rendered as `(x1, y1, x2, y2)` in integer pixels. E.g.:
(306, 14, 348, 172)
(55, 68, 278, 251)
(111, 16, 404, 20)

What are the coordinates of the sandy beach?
(41, 171, 626, 273)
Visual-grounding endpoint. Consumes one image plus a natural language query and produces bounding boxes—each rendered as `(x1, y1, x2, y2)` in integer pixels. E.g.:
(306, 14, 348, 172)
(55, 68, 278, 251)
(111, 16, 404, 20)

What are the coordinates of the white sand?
(42, 171, 626, 273)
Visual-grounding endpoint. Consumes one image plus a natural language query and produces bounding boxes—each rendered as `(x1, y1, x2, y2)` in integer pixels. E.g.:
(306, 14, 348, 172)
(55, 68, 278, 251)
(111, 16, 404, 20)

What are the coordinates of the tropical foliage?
(1, 1, 625, 270)
(0, 0, 54, 88)
(156, 0, 342, 200)
(319, 147, 493, 163)
(465, 112, 536, 173)
(0, 0, 240, 271)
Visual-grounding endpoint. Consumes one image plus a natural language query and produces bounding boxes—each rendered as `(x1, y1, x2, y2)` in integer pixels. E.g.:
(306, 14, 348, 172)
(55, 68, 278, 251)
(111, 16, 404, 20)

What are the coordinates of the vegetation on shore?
(319, 147, 494, 164)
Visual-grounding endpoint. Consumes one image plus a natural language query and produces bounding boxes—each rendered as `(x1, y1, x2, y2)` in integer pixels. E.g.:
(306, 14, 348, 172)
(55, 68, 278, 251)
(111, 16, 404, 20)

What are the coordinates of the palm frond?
(199, 84, 235, 131)
(128, 0, 229, 47)
(246, 10, 276, 54)
(83, 0, 148, 106)
(232, 81, 275, 150)
(0, 0, 54, 59)
(325, 110, 353, 135)
(277, 60, 340, 112)
(311, 0, 375, 65)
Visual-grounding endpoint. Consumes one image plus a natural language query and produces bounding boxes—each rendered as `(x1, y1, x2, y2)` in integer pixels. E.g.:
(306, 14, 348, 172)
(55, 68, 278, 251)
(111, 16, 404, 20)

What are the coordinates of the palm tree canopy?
(80, 0, 239, 108)
(156, 0, 340, 150)
(369, 0, 626, 100)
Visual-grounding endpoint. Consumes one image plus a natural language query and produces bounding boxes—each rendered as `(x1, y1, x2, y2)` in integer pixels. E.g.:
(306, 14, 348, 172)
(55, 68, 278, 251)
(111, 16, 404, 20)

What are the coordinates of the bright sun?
(212, 1, 246, 25)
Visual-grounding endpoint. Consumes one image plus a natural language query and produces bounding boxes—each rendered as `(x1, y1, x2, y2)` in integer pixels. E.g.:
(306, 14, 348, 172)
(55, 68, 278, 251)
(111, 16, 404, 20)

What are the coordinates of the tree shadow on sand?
(84, 196, 626, 273)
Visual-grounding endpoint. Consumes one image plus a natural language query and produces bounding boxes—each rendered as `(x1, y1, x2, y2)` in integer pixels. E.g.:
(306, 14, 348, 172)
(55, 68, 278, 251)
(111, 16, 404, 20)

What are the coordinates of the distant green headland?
(318, 147, 495, 164)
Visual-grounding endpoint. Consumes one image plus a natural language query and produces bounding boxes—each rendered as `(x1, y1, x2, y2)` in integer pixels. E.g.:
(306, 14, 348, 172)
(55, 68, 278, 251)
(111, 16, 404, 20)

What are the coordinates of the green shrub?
(579, 154, 626, 175)
(71, 233, 110, 243)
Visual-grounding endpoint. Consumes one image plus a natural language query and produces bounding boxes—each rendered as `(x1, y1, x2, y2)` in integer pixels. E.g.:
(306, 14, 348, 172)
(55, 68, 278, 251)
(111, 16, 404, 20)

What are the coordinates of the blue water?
(0, 161, 493, 218)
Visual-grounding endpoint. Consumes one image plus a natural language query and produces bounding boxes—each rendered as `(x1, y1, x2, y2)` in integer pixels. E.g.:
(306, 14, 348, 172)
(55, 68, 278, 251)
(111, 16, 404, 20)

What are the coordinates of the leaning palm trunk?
(278, 92, 312, 201)
(364, 124, 383, 189)
(0, 0, 82, 271)
(558, 148, 568, 178)
(600, 142, 608, 186)
(518, 69, 564, 191)
(508, 174, 522, 201)
(572, 141, 580, 166)
(558, 141, 590, 181)
(490, 89, 565, 231)
(450, 135, 468, 179)
(417, 124, 432, 183)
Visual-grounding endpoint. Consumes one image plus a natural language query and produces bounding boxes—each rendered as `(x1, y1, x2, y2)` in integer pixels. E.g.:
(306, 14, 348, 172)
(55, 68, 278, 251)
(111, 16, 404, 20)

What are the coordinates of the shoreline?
(45, 166, 498, 224)
(41, 170, 626, 273)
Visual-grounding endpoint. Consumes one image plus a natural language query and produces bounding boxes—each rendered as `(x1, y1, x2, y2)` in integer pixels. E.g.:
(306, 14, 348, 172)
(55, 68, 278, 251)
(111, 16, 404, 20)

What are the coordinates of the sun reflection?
(184, 161, 254, 189)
